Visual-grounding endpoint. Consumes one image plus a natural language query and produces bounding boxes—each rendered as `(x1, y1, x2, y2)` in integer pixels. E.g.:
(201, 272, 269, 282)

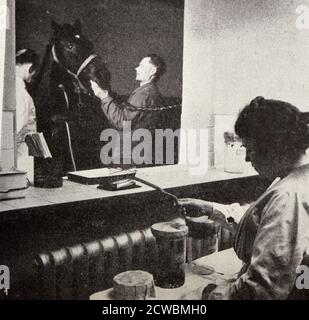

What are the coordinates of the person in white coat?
(15, 49, 39, 183)
(180, 97, 309, 299)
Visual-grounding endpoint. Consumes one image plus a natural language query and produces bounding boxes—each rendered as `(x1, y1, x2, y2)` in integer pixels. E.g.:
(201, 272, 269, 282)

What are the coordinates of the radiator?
(34, 228, 219, 300)
(34, 228, 158, 300)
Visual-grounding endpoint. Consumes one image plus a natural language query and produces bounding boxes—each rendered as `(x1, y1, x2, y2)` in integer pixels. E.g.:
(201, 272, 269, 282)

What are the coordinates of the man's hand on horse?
(90, 80, 109, 100)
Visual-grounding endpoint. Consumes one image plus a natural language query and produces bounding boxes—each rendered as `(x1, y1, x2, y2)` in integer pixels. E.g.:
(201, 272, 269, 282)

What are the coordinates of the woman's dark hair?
(16, 49, 40, 74)
(16, 49, 39, 65)
(147, 53, 166, 81)
(235, 96, 309, 157)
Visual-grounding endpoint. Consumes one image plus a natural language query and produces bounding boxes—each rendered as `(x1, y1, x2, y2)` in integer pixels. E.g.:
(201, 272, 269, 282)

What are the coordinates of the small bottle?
(224, 141, 246, 173)
(151, 220, 188, 288)
(223, 132, 246, 173)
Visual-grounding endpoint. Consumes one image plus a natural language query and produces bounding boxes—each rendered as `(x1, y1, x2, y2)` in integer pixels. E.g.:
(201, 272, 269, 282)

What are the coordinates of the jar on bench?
(151, 220, 188, 289)
(185, 216, 220, 262)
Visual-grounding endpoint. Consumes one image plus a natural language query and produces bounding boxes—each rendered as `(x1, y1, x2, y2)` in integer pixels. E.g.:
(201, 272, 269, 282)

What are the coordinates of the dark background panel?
(16, 0, 184, 97)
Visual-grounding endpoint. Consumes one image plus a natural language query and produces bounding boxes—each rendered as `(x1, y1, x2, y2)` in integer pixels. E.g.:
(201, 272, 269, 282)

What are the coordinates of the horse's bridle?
(51, 44, 97, 89)
(51, 44, 100, 172)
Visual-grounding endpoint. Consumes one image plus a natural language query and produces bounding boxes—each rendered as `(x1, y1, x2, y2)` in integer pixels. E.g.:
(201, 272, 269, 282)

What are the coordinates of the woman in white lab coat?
(15, 49, 39, 182)
(179, 96, 309, 299)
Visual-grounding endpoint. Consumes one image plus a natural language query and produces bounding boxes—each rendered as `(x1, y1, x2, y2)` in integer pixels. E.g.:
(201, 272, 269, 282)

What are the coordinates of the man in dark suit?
(91, 54, 166, 167)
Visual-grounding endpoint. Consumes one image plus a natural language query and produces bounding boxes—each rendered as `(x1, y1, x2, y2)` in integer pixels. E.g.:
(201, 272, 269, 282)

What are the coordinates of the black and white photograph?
(0, 0, 309, 307)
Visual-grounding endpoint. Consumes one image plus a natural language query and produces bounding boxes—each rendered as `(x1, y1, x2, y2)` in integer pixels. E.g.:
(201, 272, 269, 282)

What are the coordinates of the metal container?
(185, 215, 220, 262)
(151, 220, 188, 288)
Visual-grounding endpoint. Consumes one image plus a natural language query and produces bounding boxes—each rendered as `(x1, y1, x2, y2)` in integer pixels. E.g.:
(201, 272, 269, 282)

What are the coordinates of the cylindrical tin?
(185, 216, 220, 262)
(151, 220, 188, 288)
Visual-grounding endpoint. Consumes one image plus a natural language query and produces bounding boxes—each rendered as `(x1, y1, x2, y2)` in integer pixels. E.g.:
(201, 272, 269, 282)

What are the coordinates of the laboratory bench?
(0, 165, 268, 299)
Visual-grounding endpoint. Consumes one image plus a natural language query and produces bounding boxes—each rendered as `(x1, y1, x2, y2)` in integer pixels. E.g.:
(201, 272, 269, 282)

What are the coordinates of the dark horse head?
(51, 19, 111, 93)
(35, 19, 112, 180)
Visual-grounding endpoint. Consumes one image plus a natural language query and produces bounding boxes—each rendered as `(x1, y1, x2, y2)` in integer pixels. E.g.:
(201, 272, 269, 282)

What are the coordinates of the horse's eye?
(66, 43, 74, 49)
(75, 34, 80, 39)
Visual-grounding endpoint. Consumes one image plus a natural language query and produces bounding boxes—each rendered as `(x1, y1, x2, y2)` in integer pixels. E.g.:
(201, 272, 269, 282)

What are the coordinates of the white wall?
(0, 0, 15, 170)
(0, 0, 7, 155)
(182, 0, 309, 168)
(212, 0, 309, 114)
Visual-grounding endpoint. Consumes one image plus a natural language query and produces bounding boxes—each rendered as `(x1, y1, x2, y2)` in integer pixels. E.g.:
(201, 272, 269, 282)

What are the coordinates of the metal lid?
(185, 216, 220, 237)
(151, 221, 188, 239)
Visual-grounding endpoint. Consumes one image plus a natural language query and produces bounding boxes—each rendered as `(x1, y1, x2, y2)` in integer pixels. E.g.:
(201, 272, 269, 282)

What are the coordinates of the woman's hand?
(178, 198, 213, 217)
(203, 281, 233, 300)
